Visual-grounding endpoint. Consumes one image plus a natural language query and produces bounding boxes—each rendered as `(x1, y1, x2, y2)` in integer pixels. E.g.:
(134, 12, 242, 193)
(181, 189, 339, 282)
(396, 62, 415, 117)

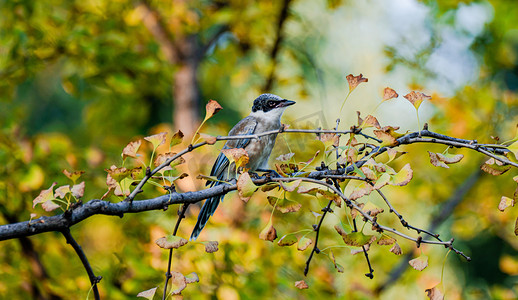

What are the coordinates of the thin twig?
(61, 229, 101, 300)
(162, 204, 190, 300)
(303, 199, 333, 276)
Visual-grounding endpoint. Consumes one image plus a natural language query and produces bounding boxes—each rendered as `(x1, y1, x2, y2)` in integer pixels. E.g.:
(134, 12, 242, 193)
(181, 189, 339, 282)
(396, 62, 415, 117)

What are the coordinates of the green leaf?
(170, 130, 184, 147)
(277, 234, 298, 246)
(341, 232, 375, 247)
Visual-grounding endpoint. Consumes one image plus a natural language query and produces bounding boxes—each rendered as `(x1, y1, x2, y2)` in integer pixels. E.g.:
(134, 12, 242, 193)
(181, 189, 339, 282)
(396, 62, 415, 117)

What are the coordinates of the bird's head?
(251, 94, 296, 116)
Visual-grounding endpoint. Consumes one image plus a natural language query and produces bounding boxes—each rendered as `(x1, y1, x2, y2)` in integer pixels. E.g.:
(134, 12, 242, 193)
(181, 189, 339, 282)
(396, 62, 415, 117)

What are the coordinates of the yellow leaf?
(144, 132, 167, 149)
(236, 172, 258, 202)
(390, 163, 413, 186)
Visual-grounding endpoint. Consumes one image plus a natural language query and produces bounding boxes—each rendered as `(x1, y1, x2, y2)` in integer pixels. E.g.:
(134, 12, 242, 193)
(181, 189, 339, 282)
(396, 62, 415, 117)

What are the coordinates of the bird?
(190, 93, 296, 240)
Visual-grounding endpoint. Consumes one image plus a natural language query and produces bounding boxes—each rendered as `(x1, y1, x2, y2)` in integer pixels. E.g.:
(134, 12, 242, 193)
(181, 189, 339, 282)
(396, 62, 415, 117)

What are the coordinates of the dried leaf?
(170, 271, 187, 295)
(221, 148, 249, 169)
(374, 128, 399, 147)
(297, 237, 313, 251)
(279, 179, 302, 192)
(42, 200, 60, 212)
(54, 185, 70, 199)
(515, 217, 518, 236)
(261, 183, 279, 192)
(278, 234, 298, 246)
(349, 181, 374, 200)
(71, 181, 85, 198)
(137, 287, 158, 299)
(199, 133, 217, 145)
(154, 152, 185, 170)
(346, 74, 368, 92)
(185, 272, 199, 284)
(498, 196, 514, 212)
(377, 235, 396, 245)
(130, 167, 144, 180)
(481, 158, 510, 176)
(390, 242, 403, 255)
(267, 196, 302, 213)
(33, 183, 57, 208)
(330, 250, 344, 273)
(297, 186, 319, 195)
(317, 190, 342, 207)
(425, 285, 444, 300)
(383, 87, 398, 101)
(404, 91, 431, 110)
(205, 241, 219, 253)
(351, 244, 370, 255)
(428, 151, 464, 168)
(105, 166, 129, 182)
(144, 132, 167, 149)
(122, 140, 141, 159)
(361, 114, 381, 129)
(237, 172, 258, 202)
(409, 255, 428, 271)
(276, 153, 295, 162)
(259, 220, 277, 242)
(295, 280, 309, 289)
(155, 235, 188, 249)
(204, 99, 223, 121)
(318, 133, 340, 148)
(363, 202, 384, 217)
(62, 170, 85, 182)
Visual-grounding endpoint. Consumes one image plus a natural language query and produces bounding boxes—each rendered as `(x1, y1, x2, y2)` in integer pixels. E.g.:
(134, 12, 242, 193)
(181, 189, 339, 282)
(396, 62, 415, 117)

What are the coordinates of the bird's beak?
(276, 99, 296, 108)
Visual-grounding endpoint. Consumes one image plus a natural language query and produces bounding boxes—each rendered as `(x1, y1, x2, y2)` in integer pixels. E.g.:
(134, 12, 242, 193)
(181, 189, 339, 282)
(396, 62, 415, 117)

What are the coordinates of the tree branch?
(61, 229, 101, 300)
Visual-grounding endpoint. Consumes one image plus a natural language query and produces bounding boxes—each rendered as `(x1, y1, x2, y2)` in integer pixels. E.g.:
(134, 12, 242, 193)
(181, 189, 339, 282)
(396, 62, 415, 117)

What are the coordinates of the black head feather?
(251, 93, 295, 112)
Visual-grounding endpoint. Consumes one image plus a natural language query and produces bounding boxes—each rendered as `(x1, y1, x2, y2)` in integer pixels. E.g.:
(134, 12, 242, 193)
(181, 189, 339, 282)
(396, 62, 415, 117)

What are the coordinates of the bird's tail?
(190, 184, 224, 241)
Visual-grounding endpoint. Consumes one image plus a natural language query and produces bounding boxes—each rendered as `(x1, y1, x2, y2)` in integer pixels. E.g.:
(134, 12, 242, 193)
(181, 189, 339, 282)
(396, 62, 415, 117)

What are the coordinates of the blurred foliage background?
(1, 0, 518, 299)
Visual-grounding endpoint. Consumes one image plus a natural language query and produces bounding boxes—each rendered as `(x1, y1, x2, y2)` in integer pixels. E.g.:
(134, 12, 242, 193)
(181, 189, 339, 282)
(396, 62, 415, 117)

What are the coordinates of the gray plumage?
(190, 93, 295, 240)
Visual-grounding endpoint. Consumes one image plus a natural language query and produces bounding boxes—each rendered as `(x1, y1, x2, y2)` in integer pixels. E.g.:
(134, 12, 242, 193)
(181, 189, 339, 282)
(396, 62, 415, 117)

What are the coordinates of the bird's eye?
(267, 101, 276, 108)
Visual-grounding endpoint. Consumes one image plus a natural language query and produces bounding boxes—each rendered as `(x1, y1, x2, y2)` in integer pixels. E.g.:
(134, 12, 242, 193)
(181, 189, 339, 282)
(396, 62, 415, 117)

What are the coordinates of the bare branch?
(61, 229, 101, 300)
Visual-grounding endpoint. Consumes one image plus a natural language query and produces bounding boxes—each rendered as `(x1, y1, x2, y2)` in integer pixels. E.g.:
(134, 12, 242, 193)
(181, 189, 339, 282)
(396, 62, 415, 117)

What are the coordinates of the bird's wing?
(209, 116, 257, 181)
